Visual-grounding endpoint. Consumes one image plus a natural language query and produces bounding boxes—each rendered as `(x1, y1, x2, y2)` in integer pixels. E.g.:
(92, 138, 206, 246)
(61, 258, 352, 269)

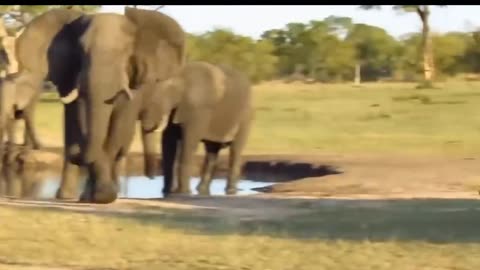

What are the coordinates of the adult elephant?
(15, 7, 186, 203)
(141, 61, 253, 196)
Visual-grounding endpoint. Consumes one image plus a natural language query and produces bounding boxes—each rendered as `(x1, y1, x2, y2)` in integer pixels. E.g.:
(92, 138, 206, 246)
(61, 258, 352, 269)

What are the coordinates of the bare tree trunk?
(354, 62, 361, 86)
(418, 5, 434, 83)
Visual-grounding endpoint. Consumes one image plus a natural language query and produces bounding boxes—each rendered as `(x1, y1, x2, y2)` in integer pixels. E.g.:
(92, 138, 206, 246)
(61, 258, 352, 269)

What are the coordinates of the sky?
(100, 5, 480, 39)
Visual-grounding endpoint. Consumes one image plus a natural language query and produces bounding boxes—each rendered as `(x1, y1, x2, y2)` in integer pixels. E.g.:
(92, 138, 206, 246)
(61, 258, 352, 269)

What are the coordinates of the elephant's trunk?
(141, 123, 158, 179)
(82, 59, 136, 165)
(81, 63, 117, 165)
(83, 94, 113, 164)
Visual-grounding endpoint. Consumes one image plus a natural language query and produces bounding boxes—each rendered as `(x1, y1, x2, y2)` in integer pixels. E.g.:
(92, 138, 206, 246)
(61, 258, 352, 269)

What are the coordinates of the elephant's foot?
(23, 141, 43, 150)
(196, 183, 211, 196)
(225, 186, 238, 195)
(92, 181, 118, 204)
(172, 186, 191, 195)
(165, 192, 193, 200)
(5, 150, 18, 166)
(144, 154, 157, 179)
(78, 184, 94, 203)
(164, 186, 192, 199)
(77, 180, 117, 204)
(32, 142, 43, 150)
(55, 187, 78, 201)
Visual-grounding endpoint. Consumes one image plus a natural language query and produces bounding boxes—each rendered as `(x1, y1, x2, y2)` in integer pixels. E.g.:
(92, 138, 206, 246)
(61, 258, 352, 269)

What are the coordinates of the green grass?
(248, 80, 480, 156)
(32, 80, 480, 157)
(2, 199, 480, 269)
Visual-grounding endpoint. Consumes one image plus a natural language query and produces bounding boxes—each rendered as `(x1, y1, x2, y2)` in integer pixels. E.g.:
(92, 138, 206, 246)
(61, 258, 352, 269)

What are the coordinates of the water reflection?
(0, 166, 45, 198)
(0, 167, 274, 200)
(39, 175, 274, 199)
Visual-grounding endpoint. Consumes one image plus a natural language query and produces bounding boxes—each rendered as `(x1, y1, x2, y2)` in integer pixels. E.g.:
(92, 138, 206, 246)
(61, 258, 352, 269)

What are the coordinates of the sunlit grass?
(32, 80, 480, 157)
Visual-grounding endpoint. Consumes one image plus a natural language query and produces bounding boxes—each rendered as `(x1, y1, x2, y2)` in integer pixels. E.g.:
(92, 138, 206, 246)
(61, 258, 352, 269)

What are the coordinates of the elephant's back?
(207, 64, 253, 143)
(180, 61, 227, 107)
(16, 9, 84, 74)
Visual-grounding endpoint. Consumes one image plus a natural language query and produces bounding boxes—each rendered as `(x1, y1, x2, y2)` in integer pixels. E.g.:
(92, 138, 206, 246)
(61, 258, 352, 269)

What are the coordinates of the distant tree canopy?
(186, 15, 480, 83)
(187, 29, 278, 83)
(0, 5, 100, 29)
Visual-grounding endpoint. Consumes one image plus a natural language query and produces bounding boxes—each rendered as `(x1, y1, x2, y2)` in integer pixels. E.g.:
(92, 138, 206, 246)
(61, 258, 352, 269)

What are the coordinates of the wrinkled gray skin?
(15, 8, 186, 203)
(144, 61, 253, 196)
(0, 72, 42, 163)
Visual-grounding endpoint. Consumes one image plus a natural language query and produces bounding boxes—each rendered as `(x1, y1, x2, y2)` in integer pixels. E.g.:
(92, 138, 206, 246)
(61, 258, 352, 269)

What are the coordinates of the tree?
(360, 5, 446, 87)
(0, 5, 99, 29)
(395, 33, 423, 81)
(432, 32, 470, 76)
(345, 23, 398, 83)
(126, 5, 165, 11)
(187, 29, 278, 83)
(464, 31, 480, 73)
(261, 18, 357, 82)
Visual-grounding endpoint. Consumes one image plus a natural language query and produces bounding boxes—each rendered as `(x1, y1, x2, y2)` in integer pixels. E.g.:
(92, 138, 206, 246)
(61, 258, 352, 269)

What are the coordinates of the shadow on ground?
(2, 195, 480, 244)
(5, 148, 343, 184)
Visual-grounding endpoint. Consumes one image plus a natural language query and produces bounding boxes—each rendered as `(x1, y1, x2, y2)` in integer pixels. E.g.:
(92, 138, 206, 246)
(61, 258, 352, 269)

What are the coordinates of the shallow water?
(34, 175, 274, 199)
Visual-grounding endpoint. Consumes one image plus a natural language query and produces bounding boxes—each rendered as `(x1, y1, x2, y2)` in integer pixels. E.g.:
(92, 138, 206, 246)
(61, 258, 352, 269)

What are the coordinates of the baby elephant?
(0, 72, 43, 161)
(145, 61, 254, 196)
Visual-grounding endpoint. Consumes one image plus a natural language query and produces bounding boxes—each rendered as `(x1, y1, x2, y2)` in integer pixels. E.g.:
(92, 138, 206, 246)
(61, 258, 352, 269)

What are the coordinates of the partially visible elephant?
(15, 7, 186, 203)
(144, 61, 253, 196)
(14, 8, 85, 198)
(0, 72, 43, 162)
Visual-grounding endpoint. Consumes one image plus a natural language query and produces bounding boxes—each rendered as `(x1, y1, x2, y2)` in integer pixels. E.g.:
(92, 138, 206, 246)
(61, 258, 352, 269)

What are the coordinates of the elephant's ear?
(124, 7, 186, 83)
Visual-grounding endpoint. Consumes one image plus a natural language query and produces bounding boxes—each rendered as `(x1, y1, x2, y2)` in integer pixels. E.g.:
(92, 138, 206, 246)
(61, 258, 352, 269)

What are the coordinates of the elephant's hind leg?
(226, 116, 252, 195)
(5, 116, 18, 165)
(22, 99, 43, 150)
(196, 140, 221, 196)
(176, 110, 211, 195)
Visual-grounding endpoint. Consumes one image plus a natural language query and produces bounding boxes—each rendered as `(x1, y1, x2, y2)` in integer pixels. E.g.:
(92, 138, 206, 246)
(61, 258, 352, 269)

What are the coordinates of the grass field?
(32, 80, 480, 156)
(2, 198, 480, 270)
(4, 80, 480, 269)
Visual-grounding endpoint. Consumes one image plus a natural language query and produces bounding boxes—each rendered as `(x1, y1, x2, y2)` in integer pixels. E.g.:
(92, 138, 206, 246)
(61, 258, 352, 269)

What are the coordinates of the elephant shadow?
(23, 196, 480, 244)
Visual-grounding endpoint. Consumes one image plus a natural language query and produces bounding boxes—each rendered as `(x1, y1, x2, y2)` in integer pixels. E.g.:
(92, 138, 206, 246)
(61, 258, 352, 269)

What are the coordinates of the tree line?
(189, 16, 480, 84)
(2, 5, 479, 85)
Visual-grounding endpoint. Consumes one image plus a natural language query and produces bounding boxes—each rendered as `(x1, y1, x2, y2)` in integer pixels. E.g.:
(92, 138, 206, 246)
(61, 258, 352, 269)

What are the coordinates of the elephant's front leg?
(161, 122, 181, 197)
(112, 156, 128, 197)
(140, 114, 160, 179)
(56, 102, 83, 200)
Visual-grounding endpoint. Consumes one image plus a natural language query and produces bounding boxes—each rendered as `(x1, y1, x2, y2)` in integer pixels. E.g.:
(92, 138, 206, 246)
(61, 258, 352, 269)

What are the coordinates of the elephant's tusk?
(122, 87, 134, 100)
(155, 116, 168, 133)
(60, 88, 79, 104)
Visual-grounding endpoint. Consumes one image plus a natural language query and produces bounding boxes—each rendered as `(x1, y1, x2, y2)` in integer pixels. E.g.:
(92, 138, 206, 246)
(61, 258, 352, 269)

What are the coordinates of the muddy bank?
(5, 148, 480, 200)
(13, 148, 341, 184)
